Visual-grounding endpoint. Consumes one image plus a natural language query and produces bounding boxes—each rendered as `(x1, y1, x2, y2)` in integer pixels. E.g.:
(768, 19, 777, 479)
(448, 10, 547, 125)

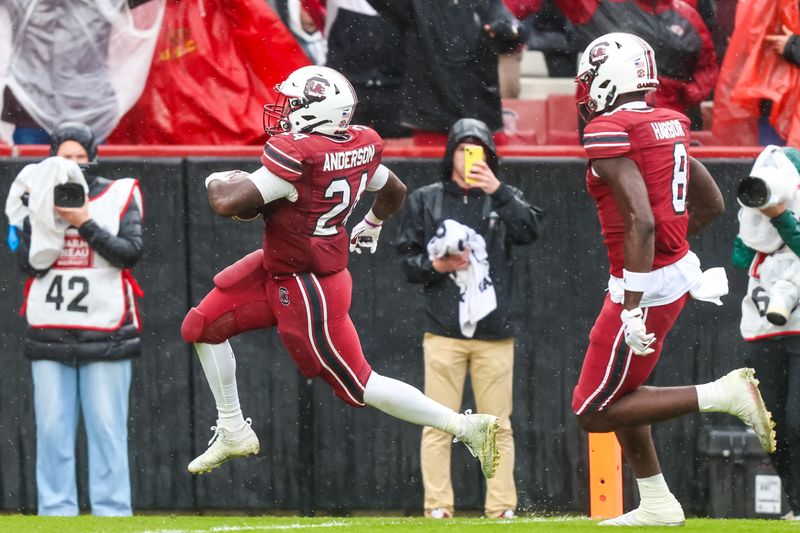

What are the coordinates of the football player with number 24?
(180, 66, 500, 483)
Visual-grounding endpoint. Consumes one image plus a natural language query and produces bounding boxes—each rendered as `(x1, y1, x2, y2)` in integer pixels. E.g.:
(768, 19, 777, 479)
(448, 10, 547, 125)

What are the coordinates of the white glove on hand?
(620, 307, 656, 356)
(349, 212, 383, 254)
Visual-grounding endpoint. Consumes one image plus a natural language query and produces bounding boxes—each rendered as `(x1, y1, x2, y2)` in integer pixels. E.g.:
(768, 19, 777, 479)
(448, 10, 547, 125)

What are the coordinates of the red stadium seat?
(545, 94, 579, 145)
(502, 98, 547, 145)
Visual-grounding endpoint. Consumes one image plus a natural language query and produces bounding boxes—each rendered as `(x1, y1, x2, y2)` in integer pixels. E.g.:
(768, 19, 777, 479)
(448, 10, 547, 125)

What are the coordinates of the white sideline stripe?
(294, 274, 362, 405)
(576, 320, 626, 415)
(310, 273, 365, 393)
(142, 520, 349, 533)
(142, 516, 589, 532)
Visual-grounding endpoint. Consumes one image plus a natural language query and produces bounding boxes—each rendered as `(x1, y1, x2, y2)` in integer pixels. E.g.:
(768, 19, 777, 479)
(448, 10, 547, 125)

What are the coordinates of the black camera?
(53, 183, 86, 208)
(736, 167, 795, 209)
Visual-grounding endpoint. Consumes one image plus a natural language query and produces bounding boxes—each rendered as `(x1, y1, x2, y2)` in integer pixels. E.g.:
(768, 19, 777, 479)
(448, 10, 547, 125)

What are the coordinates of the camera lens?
(737, 177, 769, 208)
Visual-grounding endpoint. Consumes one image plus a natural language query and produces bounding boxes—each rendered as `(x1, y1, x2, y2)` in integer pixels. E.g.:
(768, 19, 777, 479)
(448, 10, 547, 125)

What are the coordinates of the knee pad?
(181, 307, 207, 343)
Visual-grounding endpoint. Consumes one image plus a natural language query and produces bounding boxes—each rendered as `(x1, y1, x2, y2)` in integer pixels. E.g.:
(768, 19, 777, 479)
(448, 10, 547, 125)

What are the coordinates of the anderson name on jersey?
(260, 125, 384, 277)
(583, 101, 692, 277)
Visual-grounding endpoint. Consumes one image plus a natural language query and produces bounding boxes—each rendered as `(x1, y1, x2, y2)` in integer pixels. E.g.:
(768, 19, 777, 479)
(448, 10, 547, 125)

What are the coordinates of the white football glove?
(349, 212, 383, 254)
(620, 307, 656, 356)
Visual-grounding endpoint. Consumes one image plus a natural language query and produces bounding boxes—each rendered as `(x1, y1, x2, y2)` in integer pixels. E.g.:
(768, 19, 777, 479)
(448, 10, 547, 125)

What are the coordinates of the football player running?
(572, 33, 777, 526)
(181, 66, 499, 481)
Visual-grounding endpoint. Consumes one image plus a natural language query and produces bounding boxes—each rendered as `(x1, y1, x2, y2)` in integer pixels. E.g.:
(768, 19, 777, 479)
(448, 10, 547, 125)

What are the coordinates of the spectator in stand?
(273, 0, 327, 65)
(0, 0, 161, 144)
(366, 0, 527, 136)
(555, 0, 718, 126)
(499, 0, 542, 99)
(526, 0, 579, 78)
(711, 0, 800, 146)
(324, 0, 409, 138)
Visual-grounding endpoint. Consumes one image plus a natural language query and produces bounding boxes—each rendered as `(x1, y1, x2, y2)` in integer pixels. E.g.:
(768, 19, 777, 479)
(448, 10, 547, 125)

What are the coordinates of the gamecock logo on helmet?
(588, 42, 610, 67)
(304, 77, 330, 103)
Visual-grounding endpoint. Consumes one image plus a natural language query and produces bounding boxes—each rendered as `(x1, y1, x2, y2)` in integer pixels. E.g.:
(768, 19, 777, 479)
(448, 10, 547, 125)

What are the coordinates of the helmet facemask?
(263, 91, 308, 137)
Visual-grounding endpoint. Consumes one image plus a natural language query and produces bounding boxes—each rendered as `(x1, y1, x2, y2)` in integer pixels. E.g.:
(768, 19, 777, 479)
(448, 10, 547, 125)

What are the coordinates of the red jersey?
(260, 125, 384, 277)
(583, 102, 691, 277)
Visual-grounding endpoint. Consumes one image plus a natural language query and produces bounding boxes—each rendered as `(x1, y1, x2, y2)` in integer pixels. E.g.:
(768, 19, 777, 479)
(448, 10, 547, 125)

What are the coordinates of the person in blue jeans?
(8, 122, 144, 515)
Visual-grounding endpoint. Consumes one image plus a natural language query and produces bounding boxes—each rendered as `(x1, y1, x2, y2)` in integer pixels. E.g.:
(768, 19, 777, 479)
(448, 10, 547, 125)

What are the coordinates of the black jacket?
(785, 35, 800, 67)
(18, 175, 143, 362)
(367, 0, 525, 133)
(396, 180, 541, 340)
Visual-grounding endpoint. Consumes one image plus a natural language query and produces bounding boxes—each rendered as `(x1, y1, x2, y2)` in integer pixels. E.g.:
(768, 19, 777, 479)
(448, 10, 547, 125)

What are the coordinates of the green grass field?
(1, 515, 799, 533)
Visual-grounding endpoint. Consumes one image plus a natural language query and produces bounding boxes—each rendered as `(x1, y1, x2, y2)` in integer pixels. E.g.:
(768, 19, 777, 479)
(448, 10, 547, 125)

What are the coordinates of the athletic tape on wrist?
(365, 209, 383, 228)
(622, 269, 651, 293)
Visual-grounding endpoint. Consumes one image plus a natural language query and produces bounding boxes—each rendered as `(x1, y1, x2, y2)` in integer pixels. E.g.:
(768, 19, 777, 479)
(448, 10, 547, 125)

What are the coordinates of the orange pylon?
(589, 432, 623, 519)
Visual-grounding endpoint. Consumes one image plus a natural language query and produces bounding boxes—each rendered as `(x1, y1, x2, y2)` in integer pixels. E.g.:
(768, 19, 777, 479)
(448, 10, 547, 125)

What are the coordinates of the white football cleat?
(717, 368, 777, 453)
(453, 410, 499, 479)
(188, 418, 260, 474)
(599, 501, 685, 527)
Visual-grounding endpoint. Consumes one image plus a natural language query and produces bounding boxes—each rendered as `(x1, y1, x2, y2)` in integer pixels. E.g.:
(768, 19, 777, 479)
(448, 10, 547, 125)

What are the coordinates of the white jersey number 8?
(672, 142, 688, 214)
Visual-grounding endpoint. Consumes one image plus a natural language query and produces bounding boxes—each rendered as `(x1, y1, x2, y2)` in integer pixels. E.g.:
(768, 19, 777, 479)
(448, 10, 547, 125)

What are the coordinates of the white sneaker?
(599, 502, 685, 527)
(496, 509, 516, 519)
(188, 418, 260, 474)
(453, 410, 499, 479)
(716, 368, 777, 453)
(428, 508, 452, 519)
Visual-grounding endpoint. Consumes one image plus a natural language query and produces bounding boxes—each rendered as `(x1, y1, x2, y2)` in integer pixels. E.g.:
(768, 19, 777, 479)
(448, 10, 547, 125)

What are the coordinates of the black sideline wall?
(0, 156, 755, 515)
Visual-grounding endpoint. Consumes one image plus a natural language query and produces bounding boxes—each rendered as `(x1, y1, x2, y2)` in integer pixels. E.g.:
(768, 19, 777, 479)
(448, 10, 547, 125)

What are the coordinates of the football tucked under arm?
(205, 167, 297, 220)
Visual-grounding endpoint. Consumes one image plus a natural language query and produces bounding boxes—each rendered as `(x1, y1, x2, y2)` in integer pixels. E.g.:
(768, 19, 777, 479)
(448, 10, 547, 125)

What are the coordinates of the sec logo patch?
(279, 286, 290, 306)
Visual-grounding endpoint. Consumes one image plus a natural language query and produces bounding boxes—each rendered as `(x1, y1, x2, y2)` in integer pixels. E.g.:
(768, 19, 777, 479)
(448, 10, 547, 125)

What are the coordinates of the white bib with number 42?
(26, 178, 141, 330)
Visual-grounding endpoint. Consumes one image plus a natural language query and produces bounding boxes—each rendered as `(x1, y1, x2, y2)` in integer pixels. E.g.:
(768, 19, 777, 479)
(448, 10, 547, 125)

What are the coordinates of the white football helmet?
(263, 66, 358, 137)
(575, 32, 659, 120)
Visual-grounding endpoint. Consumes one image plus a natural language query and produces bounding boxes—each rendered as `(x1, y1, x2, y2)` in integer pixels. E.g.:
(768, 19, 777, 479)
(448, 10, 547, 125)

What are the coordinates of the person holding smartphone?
(8, 121, 143, 516)
(396, 117, 543, 519)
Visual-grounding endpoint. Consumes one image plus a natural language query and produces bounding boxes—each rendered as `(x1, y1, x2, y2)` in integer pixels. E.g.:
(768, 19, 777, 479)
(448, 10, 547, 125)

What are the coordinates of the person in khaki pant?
(396, 118, 542, 519)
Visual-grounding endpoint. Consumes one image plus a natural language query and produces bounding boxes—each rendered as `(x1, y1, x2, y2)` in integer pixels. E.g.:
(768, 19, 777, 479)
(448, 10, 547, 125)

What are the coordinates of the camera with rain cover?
(737, 166, 796, 209)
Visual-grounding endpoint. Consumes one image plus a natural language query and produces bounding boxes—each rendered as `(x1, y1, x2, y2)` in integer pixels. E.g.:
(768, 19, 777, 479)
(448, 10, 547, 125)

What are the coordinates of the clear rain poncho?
(0, 0, 164, 143)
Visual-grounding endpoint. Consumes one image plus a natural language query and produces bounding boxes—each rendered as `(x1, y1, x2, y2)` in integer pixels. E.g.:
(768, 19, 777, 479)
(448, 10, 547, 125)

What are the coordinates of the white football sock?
(696, 377, 725, 412)
(637, 473, 674, 507)
(195, 341, 246, 432)
(363, 371, 463, 435)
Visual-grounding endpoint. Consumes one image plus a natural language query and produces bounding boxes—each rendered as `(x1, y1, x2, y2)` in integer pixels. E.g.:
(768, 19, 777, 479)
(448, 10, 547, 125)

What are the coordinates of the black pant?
(745, 335, 800, 513)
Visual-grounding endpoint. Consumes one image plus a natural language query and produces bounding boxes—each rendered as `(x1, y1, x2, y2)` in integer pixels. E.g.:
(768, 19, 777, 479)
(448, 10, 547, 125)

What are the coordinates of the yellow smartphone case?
(464, 145, 484, 184)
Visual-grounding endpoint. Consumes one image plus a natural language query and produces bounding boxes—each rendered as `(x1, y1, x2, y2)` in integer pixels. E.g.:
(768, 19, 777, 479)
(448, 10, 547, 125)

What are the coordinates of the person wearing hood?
(396, 118, 543, 519)
(9, 121, 143, 516)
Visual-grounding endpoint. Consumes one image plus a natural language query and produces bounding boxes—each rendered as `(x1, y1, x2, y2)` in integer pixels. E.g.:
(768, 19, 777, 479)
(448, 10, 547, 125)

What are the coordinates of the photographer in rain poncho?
(733, 144, 800, 520)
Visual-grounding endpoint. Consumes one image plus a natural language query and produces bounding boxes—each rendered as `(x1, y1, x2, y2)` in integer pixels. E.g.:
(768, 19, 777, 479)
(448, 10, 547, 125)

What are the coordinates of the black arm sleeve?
(395, 190, 449, 285)
(78, 201, 143, 269)
(490, 183, 543, 245)
(784, 35, 800, 67)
